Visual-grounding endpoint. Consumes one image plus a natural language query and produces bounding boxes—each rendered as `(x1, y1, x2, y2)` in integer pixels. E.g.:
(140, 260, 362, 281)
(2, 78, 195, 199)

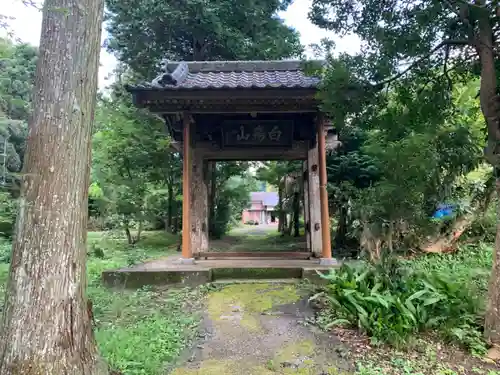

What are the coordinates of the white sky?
(1, 0, 360, 90)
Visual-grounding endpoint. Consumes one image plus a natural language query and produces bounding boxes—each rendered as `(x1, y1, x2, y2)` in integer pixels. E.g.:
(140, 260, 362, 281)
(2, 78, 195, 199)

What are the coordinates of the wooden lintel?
(195, 252, 313, 259)
(136, 88, 317, 101)
(139, 104, 319, 114)
(195, 141, 309, 161)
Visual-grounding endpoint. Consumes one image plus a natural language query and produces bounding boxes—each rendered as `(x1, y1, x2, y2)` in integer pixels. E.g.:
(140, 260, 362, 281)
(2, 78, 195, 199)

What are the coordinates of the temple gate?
(126, 60, 336, 265)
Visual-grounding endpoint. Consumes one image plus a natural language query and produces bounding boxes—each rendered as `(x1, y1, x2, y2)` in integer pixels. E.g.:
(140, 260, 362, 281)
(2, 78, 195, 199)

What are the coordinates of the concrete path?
(170, 283, 351, 375)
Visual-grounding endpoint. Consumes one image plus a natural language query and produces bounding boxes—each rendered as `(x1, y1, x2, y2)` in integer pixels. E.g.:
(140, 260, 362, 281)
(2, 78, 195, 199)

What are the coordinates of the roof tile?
(126, 60, 323, 91)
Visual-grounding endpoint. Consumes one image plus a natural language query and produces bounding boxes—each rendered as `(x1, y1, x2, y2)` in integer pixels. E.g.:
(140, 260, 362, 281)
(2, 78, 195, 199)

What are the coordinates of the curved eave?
(128, 86, 321, 114)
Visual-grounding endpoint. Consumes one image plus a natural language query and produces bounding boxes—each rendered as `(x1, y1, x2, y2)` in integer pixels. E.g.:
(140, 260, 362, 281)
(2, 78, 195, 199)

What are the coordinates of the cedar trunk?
(485, 179, 500, 345)
(477, 6, 500, 345)
(0, 0, 107, 374)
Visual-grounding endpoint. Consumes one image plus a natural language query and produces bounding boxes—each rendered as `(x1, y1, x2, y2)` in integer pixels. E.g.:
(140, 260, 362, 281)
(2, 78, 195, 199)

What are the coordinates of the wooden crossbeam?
(195, 252, 313, 260)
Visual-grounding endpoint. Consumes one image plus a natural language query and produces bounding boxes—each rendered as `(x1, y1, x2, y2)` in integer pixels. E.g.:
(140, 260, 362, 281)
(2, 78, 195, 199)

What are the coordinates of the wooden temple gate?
(126, 60, 335, 265)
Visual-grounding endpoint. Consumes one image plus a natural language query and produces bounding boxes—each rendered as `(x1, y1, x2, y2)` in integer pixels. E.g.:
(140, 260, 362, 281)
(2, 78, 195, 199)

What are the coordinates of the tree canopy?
(105, 0, 304, 78)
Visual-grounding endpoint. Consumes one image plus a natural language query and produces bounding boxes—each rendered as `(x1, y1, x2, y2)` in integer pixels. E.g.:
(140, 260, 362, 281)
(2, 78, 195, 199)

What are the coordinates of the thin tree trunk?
(334, 204, 348, 248)
(278, 183, 284, 233)
(124, 220, 133, 245)
(136, 220, 143, 243)
(293, 191, 300, 237)
(166, 180, 174, 232)
(0, 0, 106, 374)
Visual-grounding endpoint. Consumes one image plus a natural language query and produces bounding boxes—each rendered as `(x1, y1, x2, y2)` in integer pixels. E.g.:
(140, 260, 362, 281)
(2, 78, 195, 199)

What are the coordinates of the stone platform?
(101, 255, 340, 288)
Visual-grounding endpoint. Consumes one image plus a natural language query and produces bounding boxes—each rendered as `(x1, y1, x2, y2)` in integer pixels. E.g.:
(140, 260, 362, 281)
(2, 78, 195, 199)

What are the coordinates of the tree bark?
(485, 178, 500, 347)
(292, 191, 300, 237)
(334, 204, 348, 248)
(0, 0, 107, 374)
(278, 183, 284, 233)
(208, 162, 216, 238)
(124, 220, 133, 245)
(475, 5, 500, 346)
(166, 179, 174, 232)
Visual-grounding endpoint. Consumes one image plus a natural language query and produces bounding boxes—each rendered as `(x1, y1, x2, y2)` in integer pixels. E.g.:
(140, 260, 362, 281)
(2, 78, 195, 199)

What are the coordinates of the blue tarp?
(432, 203, 456, 220)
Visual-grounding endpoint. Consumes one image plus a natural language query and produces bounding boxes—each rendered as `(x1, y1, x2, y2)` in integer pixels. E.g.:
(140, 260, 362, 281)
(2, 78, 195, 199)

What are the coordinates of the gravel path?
(170, 283, 351, 375)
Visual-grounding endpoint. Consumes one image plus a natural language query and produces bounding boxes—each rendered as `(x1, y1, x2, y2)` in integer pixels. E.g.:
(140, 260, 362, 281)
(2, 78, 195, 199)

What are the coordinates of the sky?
(2, 0, 361, 90)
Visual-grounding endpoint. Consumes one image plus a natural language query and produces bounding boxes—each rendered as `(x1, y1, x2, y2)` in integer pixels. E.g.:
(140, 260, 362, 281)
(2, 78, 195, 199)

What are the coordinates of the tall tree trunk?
(0, 1, 107, 374)
(486, 178, 500, 348)
(476, 6, 500, 347)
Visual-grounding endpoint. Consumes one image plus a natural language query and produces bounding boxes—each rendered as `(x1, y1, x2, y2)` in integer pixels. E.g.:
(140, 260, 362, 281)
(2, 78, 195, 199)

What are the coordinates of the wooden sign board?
(221, 120, 294, 148)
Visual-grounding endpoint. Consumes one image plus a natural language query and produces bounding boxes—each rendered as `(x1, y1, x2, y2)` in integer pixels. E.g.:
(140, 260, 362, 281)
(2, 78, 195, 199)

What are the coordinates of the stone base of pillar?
(173, 258, 196, 265)
(319, 257, 338, 266)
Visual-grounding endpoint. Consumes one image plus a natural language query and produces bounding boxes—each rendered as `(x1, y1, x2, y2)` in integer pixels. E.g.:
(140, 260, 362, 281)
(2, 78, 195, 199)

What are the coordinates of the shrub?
(0, 240, 11, 263)
(465, 205, 496, 243)
(311, 258, 486, 354)
(0, 192, 17, 239)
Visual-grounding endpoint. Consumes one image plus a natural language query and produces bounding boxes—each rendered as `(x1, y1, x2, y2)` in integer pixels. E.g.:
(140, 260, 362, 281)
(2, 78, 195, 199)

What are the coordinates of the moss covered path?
(170, 283, 351, 375)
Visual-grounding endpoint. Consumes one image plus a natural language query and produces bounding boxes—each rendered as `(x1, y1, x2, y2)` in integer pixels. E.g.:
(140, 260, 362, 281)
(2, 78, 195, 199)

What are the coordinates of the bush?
(311, 258, 485, 354)
(0, 240, 11, 263)
(465, 206, 496, 243)
(0, 192, 16, 239)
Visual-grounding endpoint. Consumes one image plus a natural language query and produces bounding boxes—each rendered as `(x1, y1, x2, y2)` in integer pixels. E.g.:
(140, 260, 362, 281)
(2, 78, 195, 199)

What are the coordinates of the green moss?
(274, 340, 316, 366)
(170, 360, 275, 375)
(207, 283, 300, 332)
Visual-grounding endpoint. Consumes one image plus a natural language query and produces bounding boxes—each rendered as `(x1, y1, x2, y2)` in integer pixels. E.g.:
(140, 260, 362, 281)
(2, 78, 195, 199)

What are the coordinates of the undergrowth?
(312, 254, 487, 355)
(0, 230, 203, 375)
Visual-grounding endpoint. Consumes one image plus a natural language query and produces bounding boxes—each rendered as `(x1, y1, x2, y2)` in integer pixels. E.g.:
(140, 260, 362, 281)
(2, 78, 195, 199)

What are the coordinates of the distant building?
(242, 192, 279, 224)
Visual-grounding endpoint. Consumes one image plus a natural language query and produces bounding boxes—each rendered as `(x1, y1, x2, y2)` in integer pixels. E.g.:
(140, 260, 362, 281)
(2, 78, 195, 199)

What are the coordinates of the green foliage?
(92, 89, 175, 237)
(0, 191, 16, 241)
(312, 258, 486, 354)
(105, 0, 303, 78)
(322, 73, 486, 254)
(309, 0, 495, 256)
(209, 164, 255, 239)
(0, 37, 37, 191)
(0, 37, 37, 121)
(86, 231, 201, 375)
(407, 243, 492, 297)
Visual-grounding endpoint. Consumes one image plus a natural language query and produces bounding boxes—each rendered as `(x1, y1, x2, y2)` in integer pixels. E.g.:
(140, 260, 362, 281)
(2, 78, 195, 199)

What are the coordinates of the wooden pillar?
(303, 161, 311, 251)
(190, 152, 209, 256)
(317, 116, 333, 261)
(307, 144, 322, 257)
(181, 114, 193, 261)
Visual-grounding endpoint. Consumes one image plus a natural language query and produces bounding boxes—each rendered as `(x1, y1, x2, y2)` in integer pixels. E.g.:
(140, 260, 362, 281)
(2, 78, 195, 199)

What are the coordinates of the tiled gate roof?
(125, 60, 323, 91)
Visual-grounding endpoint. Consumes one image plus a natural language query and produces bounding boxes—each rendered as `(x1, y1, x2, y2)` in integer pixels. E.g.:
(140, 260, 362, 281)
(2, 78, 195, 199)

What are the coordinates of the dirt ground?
(167, 282, 500, 375)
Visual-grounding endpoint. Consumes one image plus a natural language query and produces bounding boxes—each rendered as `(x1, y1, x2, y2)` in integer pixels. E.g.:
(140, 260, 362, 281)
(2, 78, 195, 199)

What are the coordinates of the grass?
(0, 230, 497, 375)
(405, 242, 492, 297)
(210, 228, 307, 252)
(0, 230, 205, 375)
